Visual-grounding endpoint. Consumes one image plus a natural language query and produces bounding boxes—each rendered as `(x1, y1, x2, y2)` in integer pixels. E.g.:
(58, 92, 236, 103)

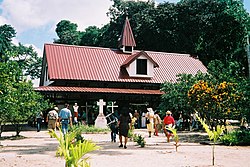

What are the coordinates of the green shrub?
(133, 134, 146, 147)
(70, 125, 109, 134)
(220, 129, 250, 146)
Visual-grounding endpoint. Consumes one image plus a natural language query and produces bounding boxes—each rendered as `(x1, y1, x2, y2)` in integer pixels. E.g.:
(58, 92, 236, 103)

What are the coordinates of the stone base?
(95, 114, 107, 128)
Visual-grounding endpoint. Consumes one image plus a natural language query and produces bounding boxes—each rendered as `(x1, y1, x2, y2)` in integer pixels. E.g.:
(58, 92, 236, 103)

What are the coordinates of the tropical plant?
(50, 129, 100, 167)
(168, 127, 180, 152)
(133, 134, 146, 147)
(196, 114, 225, 166)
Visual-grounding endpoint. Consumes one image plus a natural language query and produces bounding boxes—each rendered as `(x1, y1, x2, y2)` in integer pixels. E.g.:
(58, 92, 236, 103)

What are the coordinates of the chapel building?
(36, 18, 207, 124)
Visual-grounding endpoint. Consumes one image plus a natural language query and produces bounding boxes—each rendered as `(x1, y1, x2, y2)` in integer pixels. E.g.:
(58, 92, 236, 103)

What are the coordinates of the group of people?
(145, 108, 175, 142)
(37, 103, 177, 147)
(106, 106, 131, 149)
(36, 103, 75, 136)
(107, 107, 177, 150)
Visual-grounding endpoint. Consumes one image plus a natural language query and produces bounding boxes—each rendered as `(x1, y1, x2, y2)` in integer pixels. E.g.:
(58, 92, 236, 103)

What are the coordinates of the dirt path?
(0, 129, 249, 167)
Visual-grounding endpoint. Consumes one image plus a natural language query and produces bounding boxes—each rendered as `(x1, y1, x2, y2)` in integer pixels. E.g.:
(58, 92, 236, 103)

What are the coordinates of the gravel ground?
(0, 129, 249, 167)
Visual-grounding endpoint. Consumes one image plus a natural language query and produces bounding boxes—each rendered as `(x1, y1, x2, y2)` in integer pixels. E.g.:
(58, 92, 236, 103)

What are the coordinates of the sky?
(0, 0, 249, 86)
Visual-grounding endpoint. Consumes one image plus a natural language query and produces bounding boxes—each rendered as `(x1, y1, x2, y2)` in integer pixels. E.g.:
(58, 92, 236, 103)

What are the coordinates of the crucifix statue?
(95, 99, 107, 128)
(107, 101, 118, 113)
(97, 99, 106, 116)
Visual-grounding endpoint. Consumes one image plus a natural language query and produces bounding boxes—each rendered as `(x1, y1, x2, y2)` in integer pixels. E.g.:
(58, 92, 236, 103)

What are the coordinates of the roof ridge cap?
(142, 50, 191, 57)
(45, 43, 114, 51)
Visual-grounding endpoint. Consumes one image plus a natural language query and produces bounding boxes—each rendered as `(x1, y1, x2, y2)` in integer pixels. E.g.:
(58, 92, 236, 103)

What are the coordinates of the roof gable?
(121, 51, 159, 68)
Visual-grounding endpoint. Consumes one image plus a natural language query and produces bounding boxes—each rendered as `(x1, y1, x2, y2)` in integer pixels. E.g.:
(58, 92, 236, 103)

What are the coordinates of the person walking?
(133, 110, 140, 129)
(141, 111, 146, 128)
(73, 103, 79, 124)
(163, 110, 175, 142)
(154, 110, 162, 136)
(190, 111, 198, 131)
(59, 103, 72, 135)
(146, 108, 155, 137)
(47, 107, 59, 137)
(106, 111, 119, 142)
(36, 111, 43, 132)
(118, 106, 131, 149)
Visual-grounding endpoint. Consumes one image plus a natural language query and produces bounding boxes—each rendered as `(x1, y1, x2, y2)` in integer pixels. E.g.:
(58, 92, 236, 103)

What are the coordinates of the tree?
(0, 61, 21, 136)
(0, 24, 16, 62)
(174, 0, 250, 74)
(160, 72, 207, 118)
(80, 26, 101, 46)
(12, 43, 42, 79)
(0, 25, 51, 136)
(54, 20, 82, 45)
(7, 80, 50, 136)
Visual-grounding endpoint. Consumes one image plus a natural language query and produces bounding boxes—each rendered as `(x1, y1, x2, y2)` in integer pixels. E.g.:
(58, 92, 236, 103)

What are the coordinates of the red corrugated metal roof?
(118, 17, 136, 47)
(36, 86, 163, 95)
(44, 43, 207, 84)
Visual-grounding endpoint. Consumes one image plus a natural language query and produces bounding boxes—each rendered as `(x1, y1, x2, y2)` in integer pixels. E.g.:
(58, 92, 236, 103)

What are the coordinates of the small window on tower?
(124, 46, 132, 52)
(136, 59, 147, 75)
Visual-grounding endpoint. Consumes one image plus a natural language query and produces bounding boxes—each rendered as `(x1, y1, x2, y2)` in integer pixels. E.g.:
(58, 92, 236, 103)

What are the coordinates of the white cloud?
(1, 0, 113, 32)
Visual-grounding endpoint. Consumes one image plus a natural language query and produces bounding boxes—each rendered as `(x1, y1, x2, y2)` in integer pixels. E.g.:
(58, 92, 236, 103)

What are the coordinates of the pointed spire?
(118, 17, 136, 50)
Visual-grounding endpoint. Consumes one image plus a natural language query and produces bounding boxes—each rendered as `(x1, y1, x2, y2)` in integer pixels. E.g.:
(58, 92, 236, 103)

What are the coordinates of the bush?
(70, 125, 109, 134)
(133, 134, 146, 147)
(220, 129, 250, 146)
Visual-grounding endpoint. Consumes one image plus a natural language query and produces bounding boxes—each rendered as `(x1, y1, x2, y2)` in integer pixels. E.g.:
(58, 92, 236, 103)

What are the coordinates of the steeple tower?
(118, 17, 136, 53)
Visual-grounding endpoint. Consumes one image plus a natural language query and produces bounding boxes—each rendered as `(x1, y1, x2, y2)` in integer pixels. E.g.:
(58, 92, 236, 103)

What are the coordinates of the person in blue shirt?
(59, 103, 72, 135)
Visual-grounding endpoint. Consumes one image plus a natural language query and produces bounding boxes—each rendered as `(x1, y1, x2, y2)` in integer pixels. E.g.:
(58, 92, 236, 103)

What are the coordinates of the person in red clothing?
(163, 110, 175, 142)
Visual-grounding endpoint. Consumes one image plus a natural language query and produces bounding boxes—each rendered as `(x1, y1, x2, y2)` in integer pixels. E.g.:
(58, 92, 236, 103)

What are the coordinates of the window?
(136, 59, 147, 75)
(124, 46, 132, 52)
(45, 66, 48, 81)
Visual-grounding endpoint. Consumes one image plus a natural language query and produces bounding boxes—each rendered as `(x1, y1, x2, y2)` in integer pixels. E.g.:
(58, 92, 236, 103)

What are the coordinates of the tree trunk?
(212, 141, 215, 166)
(15, 123, 22, 136)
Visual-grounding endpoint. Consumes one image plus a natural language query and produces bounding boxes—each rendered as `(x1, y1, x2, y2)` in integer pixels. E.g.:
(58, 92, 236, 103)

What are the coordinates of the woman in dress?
(118, 106, 131, 149)
(163, 110, 175, 142)
(146, 108, 155, 137)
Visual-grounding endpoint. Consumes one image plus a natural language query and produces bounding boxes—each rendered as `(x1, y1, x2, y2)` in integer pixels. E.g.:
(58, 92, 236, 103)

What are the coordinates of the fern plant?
(49, 129, 100, 167)
(196, 114, 225, 166)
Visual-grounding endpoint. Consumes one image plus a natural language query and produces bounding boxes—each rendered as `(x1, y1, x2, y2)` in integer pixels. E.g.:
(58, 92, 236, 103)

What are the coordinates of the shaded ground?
(0, 128, 249, 167)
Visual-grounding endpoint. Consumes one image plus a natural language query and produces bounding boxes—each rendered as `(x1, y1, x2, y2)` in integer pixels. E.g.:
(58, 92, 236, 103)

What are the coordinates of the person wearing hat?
(146, 108, 155, 137)
(47, 106, 59, 136)
(163, 110, 175, 142)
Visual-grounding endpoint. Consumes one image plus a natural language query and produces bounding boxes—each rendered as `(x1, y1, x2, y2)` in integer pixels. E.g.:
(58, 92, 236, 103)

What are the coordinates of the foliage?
(133, 134, 145, 147)
(69, 125, 109, 134)
(0, 25, 50, 136)
(11, 43, 42, 79)
(188, 80, 242, 125)
(160, 72, 206, 117)
(168, 127, 180, 152)
(80, 26, 101, 46)
(196, 114, 225, 166)
(0, 24, 16, 61)
(50, 128, 100, 167)
(55, 20, 82, 45)
(5, 80, 49, 136)
(220, 129, 250, 146)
